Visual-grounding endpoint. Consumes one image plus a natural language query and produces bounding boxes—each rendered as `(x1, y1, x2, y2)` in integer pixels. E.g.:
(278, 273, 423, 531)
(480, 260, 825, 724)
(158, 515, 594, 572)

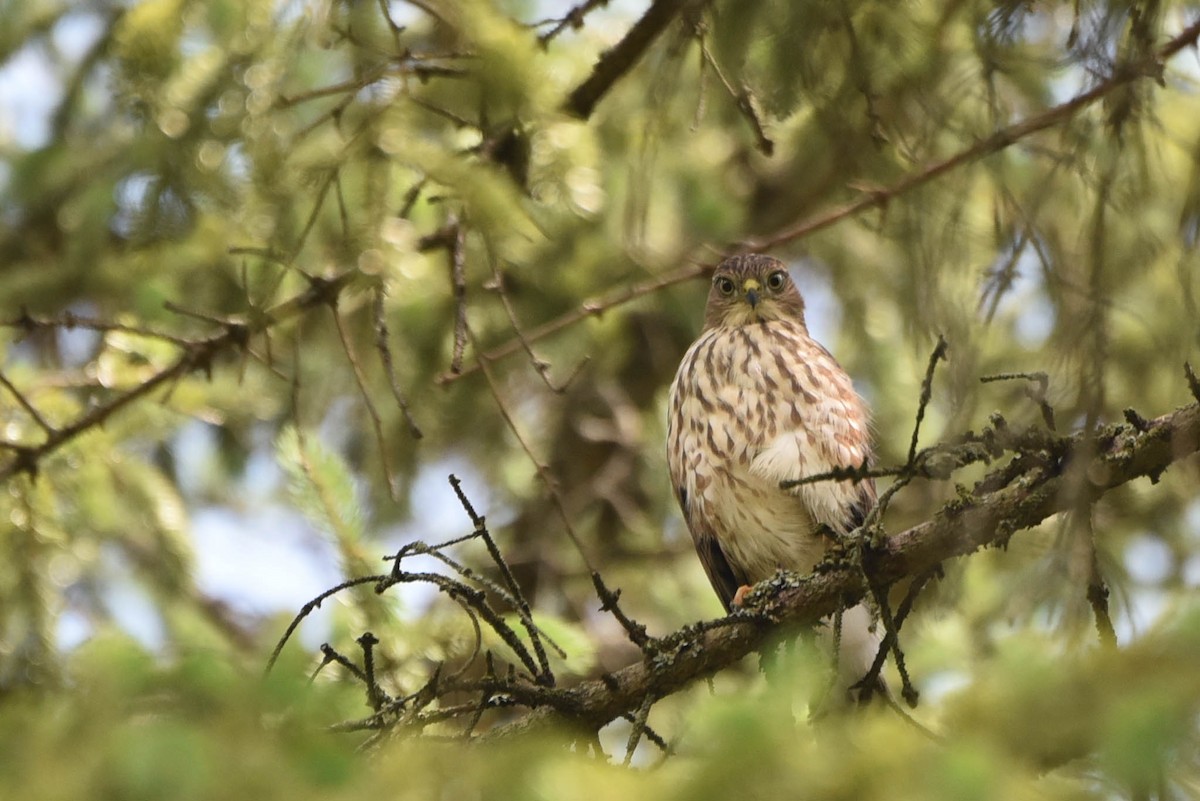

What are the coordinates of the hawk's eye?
(715, 276, 736, 296)
(766, 271, 787, 291)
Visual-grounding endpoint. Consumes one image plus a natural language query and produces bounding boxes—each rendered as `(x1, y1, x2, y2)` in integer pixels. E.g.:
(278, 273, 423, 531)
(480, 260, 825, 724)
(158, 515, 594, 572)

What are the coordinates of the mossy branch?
(482, 399, 1200, 738)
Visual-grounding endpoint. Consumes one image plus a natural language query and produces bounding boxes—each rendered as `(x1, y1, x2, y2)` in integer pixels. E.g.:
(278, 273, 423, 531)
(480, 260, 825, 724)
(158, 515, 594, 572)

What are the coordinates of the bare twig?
(696, 34, 773, 155)
(448, 474, 555, 686)
(448, 221, 468, 375)
(467, 322, 599, 573)
(485, 255, 585, 393)
(623, 694, 655, 766)
(1185, 362, 1200, 403)
(466, 322, 651, 650)
(330, 304, 399, 499)
(290, 170, 338, 265)
(981, 372, 1056, 430)
(537, 0, 612, 46)
(908, 335, 949, 466)
(380, 569, 545, 680)
(358, 632, 388, 711)
(590, 570, 650, 648)
(267, 575, 387, 673)
(0, 370, 55, 435)
(376, 0, 405, 49)
(867, 583, 918, 707)
(1, 308, 189, 346)
(857, 567, 940, 702)
(372, 287, 424, 439)
(313, 643, 369, 684)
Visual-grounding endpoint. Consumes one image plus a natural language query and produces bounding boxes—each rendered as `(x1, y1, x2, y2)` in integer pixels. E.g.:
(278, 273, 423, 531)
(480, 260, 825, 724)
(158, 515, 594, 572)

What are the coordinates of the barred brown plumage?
(667, 253, 882, 703)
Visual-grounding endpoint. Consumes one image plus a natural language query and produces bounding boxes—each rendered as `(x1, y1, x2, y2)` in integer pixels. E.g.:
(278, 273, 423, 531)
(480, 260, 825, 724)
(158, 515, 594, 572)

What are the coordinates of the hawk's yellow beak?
(742, 279, 761, 309)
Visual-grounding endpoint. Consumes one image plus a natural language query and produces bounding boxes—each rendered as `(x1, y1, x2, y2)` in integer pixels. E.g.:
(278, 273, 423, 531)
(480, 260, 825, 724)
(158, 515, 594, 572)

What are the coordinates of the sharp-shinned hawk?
(667, 253, 880, 702)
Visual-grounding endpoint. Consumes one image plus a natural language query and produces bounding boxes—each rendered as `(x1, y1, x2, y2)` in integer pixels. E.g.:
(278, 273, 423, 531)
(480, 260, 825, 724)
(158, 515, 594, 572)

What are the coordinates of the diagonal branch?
(563, 0, 694, 119)
(743, 16, 1200, 252)
(444, 17, 1200, 383)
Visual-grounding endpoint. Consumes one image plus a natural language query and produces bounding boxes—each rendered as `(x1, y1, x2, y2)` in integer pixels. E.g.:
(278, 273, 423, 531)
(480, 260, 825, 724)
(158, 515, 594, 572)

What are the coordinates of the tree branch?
(484, 400, 1200, 737)
(436, 263, 706, 384)
(0, 271, 363, 484)
(563, 0, 694, 119)
(743, 16, 1200, 252)
(443, 16, 1200, 383)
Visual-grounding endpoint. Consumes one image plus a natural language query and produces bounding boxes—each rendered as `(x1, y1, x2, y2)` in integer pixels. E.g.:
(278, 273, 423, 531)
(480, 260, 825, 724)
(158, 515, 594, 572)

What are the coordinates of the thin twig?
(330, 305, 399, 499)
(447, 221, 469, 375)
(381, 569, 545, 680)
(591, 570, 650, 648)
(620, 711, 671, 756)
(377, 0, 405, 49)
(276, 64, 390, 108)
(486, 254, 585, 393)
(448, 474, 555, 686)
(358, 632, 388, 711)
(1184, 362, 1200, 403)
(267, 575, 388, 673)
(981, 371, 1055, 430)
(867, 583, 918, 707)
(536, 0, 611, 45)
(623, 694, 655, 766)
(908, 335, 949, 466)
(0, 371, 55, 435)
(467, 322, 599, 575)
(696, 35, 773, 155)
(316, 643, 370, 684)
(290, 169, 338, 265)
(0, 309, 190, 346)
(372, 287, 424, 439)
(467, 322, 650, 649)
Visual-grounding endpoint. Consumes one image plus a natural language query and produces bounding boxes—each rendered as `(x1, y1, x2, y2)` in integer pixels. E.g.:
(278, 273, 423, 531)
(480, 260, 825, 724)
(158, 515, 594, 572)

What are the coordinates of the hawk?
(667, 253, 881, 701)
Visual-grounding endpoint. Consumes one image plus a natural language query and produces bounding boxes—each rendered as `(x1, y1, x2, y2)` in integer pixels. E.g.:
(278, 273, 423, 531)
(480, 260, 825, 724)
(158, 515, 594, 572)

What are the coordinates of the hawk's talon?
(731, 584, 754, 608)
(814, 523, 840, 543)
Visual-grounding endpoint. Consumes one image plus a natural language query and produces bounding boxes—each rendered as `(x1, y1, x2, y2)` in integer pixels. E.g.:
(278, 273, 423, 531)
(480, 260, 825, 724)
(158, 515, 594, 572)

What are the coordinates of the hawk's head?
(703, 254, 807, 330)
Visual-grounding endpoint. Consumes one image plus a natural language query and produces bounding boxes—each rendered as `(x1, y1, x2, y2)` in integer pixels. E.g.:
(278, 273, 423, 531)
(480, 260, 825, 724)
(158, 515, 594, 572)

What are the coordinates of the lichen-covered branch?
(481, 400, 1200, 737)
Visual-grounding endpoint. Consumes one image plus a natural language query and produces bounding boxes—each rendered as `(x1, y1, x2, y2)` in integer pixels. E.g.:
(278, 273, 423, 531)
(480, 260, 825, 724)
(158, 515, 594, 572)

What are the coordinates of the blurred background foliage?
(1, 0, 1199, 797)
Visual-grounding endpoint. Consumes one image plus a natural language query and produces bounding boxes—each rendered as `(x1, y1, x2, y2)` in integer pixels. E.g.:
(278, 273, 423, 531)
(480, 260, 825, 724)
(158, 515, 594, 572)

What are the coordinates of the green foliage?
(2, 0, 1200, 796)
(3, 608, 1200, 799)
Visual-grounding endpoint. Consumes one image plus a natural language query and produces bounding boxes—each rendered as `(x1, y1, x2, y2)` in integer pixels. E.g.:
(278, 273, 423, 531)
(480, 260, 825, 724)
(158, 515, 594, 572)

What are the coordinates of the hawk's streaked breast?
(667, 318, 872, 592)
